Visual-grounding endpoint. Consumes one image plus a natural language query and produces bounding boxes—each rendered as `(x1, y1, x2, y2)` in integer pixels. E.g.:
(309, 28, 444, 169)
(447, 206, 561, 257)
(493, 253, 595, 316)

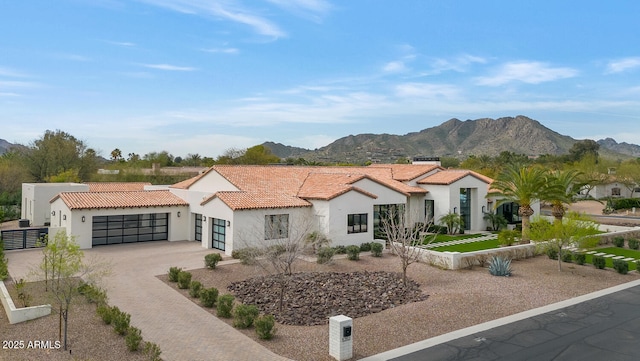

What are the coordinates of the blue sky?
(2, 1, 640, 159)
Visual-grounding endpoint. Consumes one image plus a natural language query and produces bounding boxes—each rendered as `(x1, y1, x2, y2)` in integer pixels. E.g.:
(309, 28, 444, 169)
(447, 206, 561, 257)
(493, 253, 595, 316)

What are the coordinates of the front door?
(460, 188, 471, 231)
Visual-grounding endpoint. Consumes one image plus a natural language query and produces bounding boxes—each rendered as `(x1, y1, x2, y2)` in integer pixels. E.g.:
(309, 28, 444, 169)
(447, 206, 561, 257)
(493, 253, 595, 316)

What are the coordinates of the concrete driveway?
(7, 241, 290, 361)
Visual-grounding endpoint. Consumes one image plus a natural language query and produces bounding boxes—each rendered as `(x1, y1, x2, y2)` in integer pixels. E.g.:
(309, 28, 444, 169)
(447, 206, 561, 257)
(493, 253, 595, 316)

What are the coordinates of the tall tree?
(22, 130, 96, 182)
(568, 139, 599, 163)
(110, 148, 122, 162)
(487, 165, 560, 243)
(545, 169, 583, 222)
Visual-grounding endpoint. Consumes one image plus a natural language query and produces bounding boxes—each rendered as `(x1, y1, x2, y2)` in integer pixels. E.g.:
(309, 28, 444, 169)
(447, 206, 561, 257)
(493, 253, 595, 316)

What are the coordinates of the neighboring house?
(582, 182, 640, 199)
(22, 164, 497, 254)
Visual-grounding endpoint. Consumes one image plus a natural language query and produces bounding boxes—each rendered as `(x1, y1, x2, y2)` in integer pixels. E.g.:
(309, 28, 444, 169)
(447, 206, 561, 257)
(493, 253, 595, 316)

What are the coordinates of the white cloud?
(0, 80, 41, 89)
(426, 54, 487, 74)
(54, 53, 91, 62)
(142, 63, 197, 71)
(383, 61, 408, 73)
(201, 47, 239, 54)
(606, 57, 640, 74)
(395, 83, 460, 99)
(0, 67, 28, 78)
(265, 0, 333, 22)
(475, 61, 578, 86)
(107, 40, 136, 47)
(138, 0, 286, 38)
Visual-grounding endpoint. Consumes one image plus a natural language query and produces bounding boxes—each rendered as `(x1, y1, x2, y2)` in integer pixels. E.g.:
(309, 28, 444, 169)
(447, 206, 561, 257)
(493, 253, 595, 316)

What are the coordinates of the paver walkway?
(423, 233, 498, 249)
(6, 241, 291, 361)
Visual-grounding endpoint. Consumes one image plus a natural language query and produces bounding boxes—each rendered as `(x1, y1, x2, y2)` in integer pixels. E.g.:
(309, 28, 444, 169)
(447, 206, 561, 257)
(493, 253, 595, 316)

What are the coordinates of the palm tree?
(487, 165, 561, 243)
(439, 211, 463, 235)
(544, 169, 583, 223)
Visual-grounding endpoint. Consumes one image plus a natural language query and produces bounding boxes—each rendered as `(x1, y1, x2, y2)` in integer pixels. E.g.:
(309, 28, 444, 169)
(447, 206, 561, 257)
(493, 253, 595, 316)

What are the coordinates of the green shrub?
(333, 245, 347, 254)
(204, 253, 223, 269)
(97, 304, 114, 325)
(488, 256, 512, 277)
(346, 245, 360, 261)
(613, 236, 625, 248)
(143, 341, 162, 361)
(316, 247, 335, 264)
(636, 260, 640, 271)
(628, 238, 639, 250)
(113, 308, 131, 335)
(217, 294, 235, 318)
(78, 282, 107, 305)
(573, 253, 586, 265)
(233, 304, 260, 329)
(359, 242, 372, 252)
(497, 229, 519, 247)
(370, 242, 384, 257)
(233, 247, 260, 265)
(168, 266, 182, 282)
(561, 251, 573, 263)
(200, 287, 219, 308)
(609, 198, 640, 210)
(546, 248, 558, 260)
(189, 281, 203, 298)
(255, 314, 277, 340)
(0, 238, 8, 281)
(613, 259, 629, 274)
(177, 271, 192, 289)
(592, 255, 606, 269)
(125, 326, 143, 351)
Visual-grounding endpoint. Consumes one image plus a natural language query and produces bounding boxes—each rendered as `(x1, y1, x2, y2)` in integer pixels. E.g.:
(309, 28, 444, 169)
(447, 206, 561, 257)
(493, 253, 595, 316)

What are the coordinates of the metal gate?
(1, 228, 48, 250)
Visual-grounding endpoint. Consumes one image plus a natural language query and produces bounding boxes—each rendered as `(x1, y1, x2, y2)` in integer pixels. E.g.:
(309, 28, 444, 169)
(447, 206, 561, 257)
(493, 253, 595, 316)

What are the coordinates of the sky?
(2, 1, 640, 159)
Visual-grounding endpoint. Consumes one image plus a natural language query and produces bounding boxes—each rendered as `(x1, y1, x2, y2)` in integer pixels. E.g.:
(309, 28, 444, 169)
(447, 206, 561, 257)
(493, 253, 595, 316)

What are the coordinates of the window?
(212, 218, 226, 251)
(347, 213, 368, 234)
(265, 214, 289, 240)
(424, 200, 434, 224)
(612, 187, 621, 197)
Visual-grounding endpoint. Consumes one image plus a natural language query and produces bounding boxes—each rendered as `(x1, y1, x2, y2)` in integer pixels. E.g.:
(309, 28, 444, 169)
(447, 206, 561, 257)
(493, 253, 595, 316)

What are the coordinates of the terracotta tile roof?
(368, 164, 443, 181)
(86, 182, 151, 192)
(297, 173, 377, 200)
(52, 190, 188, 210)
(417, 169, 494, 185)
(206, 191, 312, 210)
(188, 165, 427, 210)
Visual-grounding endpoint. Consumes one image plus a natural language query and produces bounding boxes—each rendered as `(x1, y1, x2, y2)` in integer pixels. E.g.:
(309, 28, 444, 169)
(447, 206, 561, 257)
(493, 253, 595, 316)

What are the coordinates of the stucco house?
(22, 163, 505, 254)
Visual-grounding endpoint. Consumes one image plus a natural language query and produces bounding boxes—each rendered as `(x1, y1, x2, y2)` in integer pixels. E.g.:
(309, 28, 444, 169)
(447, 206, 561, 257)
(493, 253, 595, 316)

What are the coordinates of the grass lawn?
(582, 247, 640, 271)
(425, 233, 487, 245)
(429, 239, 501, 252)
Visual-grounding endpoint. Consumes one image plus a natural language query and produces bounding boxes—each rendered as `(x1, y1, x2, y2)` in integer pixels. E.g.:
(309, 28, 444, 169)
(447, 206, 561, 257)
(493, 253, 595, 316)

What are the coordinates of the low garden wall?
(0, 281, 51, 324)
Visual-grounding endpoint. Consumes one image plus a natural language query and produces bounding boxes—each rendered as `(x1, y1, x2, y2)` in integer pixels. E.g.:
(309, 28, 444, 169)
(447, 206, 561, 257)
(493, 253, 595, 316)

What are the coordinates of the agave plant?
(488, 256, 512, 277)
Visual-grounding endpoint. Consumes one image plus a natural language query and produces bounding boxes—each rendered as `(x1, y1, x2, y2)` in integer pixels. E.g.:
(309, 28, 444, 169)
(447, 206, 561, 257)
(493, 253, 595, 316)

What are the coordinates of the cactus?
(488, 256, 512, 277)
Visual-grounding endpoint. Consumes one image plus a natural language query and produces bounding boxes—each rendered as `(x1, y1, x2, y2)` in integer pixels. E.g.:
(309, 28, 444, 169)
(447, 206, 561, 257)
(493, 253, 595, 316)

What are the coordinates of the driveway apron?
(7, 241, 290, 361)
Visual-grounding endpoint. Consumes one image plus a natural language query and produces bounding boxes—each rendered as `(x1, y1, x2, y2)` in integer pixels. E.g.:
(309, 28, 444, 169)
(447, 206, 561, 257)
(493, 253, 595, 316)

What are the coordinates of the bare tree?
(379, 206, 435, 287)
(33, 231, 111, 350)
(237, 212, 314, 312)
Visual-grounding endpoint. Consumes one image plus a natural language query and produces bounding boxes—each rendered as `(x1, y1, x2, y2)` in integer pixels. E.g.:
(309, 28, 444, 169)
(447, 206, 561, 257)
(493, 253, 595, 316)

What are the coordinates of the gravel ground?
(0, 281, 149, 361)
(161, 253, 640, 361)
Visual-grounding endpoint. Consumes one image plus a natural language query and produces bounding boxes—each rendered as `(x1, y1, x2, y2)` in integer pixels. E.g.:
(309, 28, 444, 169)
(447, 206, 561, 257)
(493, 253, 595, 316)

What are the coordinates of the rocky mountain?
(597, 138, 640, 158)
(264, 116, 636, 164)
(0, 139, 20, 155)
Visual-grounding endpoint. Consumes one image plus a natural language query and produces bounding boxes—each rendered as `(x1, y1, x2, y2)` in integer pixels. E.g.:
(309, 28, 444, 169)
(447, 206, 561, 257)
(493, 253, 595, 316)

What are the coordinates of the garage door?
(92, 213, 168, 246)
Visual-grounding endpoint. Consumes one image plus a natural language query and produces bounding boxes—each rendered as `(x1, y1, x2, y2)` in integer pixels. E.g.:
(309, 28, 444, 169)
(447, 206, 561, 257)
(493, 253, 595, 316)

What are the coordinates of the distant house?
(22, 163, 500, 253)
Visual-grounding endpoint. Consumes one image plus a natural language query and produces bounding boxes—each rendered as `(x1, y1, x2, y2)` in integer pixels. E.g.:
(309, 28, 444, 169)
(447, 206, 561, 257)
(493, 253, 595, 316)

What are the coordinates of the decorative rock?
(227, 271, 428, 326)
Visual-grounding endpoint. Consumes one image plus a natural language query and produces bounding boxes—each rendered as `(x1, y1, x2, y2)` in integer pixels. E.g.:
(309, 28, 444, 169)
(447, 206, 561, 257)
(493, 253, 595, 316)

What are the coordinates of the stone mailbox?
(329, 315, 353, 360)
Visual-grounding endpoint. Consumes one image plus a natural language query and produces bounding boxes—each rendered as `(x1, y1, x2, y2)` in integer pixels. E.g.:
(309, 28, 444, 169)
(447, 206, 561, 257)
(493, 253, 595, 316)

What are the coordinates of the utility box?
(329, 315, 353, 360)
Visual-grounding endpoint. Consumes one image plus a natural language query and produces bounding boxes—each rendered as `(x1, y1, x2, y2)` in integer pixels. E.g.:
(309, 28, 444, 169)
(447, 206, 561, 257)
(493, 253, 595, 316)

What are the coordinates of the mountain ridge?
(264, 115, 635, 163)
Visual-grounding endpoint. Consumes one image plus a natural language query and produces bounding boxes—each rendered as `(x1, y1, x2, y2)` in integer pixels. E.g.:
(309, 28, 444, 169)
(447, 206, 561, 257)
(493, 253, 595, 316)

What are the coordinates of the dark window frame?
(347, 213, 368, 234)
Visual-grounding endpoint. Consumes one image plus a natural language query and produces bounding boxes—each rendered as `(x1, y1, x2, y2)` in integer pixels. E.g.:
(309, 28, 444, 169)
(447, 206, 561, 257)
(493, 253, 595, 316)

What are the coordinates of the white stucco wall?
(186, 170, 238, 193)
(231, 206, 316, 254)
(321, 191, 376, 247)
(199, 197, 236, 253)
(49, 197, 189, 249)
(22, 183, 88, 226)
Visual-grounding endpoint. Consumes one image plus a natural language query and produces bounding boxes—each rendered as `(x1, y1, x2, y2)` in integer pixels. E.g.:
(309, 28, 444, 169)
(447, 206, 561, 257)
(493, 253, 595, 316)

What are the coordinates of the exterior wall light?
(63, 215, 67, 220)
(52, 210, 55, 216)
(227, 220, 231, 227)
(82, 216, 86, 222)
(177, 211, 181, 217)
(453, 207, 457, 214)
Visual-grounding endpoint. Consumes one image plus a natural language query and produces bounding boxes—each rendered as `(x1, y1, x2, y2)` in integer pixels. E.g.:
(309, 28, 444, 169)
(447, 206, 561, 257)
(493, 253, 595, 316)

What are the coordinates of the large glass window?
(460, 188, 471, 231)
(424, 200, 434, 224)
(265, 214, 289, 240)
(212, 218, 226, 251)
(347, 213, 368, 234)
(373, 204, 405, 239)
(194, 214, 202, 242)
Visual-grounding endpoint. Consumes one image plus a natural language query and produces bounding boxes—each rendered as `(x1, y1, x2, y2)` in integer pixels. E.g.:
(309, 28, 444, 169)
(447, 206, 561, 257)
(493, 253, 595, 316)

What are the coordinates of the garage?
(92, 212, 169, 246)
